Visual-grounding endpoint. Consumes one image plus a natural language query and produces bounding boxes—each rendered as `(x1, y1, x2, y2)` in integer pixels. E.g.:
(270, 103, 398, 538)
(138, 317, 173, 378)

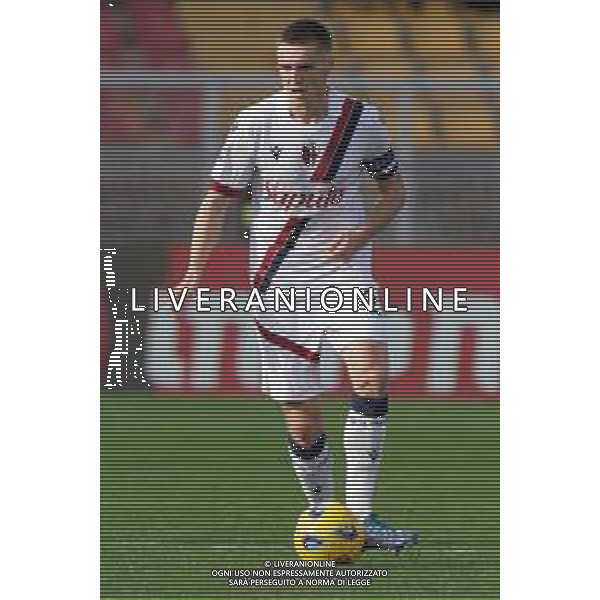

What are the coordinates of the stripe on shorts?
(211, 179, 246, 197)
(253, 215, 311, 293)
(255, 319, 321, 363)
(311, 97, 364, 183)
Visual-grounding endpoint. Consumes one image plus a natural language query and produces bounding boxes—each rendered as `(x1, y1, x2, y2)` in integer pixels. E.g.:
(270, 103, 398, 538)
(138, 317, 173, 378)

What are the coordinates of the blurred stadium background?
(101, 2, 499, 598)
(100, 0, 499, 400)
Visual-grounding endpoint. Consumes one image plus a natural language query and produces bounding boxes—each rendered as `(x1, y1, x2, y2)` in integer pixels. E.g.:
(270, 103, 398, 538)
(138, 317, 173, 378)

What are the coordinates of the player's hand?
(326, 231, 369, 262)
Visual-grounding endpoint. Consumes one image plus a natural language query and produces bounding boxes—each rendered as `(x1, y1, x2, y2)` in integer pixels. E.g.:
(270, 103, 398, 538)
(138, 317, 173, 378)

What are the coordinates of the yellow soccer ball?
(293, 501, 365, 564)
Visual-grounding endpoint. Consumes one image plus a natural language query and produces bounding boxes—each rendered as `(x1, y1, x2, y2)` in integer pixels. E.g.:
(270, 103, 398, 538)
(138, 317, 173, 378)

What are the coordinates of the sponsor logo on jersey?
(264, 182, 344, 210)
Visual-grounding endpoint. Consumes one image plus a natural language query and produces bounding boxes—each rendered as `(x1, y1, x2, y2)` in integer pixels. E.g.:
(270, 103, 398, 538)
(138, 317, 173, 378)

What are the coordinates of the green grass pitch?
(101, 394, 499, 599)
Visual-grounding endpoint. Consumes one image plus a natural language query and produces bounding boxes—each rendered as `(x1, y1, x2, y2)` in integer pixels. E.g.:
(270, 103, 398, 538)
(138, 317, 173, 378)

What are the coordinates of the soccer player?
(179, 19, 418, 552)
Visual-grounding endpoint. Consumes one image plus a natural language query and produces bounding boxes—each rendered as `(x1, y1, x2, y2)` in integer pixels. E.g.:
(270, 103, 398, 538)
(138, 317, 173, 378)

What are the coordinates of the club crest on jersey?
(301, 144, 318, 167)
(270, 145, 282, 160)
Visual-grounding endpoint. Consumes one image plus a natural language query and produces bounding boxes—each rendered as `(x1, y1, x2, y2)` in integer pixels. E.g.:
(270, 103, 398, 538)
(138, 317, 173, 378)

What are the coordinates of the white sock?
(288, 434, 333, 508)
(344, 398, 388, 519)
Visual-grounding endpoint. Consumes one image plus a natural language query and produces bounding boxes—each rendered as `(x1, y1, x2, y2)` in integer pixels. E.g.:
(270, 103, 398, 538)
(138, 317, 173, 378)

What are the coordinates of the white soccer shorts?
(255, 308, 387, 403)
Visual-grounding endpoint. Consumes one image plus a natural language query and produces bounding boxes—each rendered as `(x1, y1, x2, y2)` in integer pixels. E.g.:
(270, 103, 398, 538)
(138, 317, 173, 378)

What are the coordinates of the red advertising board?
(101, 244, 499, 399)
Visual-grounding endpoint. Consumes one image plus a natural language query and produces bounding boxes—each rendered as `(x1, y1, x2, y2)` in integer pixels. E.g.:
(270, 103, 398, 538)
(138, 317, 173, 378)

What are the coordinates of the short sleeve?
(358, 106, 399, 181)
(210, 110, 258, 196)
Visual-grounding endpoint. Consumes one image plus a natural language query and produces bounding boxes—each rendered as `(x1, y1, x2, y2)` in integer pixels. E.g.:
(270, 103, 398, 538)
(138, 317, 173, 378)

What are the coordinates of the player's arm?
(327, 175, 405, 262)
(178, 189, 242, 288)
(180, 108, 256, 286)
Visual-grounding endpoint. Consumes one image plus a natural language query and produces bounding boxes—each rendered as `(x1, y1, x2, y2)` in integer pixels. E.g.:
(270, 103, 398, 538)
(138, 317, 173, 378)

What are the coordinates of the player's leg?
(256, 321, 333, 509)
(339, 340, 389, 519)
(280, 398, 333, 508)
(339, 338, 419, 551)
(281, 398, 324, 448)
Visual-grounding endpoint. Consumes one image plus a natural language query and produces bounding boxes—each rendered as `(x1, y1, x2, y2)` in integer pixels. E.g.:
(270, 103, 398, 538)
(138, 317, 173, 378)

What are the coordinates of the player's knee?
(351, 392, 389, 418)
(353, 378, 387, 398)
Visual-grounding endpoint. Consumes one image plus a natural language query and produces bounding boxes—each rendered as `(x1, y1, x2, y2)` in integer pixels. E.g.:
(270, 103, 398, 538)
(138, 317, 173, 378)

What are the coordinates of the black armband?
(360, 149, 399, 180)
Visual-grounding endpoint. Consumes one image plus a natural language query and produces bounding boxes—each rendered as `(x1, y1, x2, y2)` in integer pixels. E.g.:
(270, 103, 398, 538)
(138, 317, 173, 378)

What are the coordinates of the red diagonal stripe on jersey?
(310, 97, 357, 182)
(255, 319, 321, 363)
(253, 216, 306, 292)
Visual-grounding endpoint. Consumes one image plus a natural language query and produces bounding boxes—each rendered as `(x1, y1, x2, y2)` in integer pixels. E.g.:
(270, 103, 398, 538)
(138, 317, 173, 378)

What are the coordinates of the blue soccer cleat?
(362, 513, 420, 552)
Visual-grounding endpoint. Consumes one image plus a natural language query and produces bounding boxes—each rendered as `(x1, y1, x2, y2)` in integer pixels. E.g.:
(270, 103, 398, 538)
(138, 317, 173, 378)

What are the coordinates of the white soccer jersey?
(210, 88, 399, 292)
(210, 89, 399, 401)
